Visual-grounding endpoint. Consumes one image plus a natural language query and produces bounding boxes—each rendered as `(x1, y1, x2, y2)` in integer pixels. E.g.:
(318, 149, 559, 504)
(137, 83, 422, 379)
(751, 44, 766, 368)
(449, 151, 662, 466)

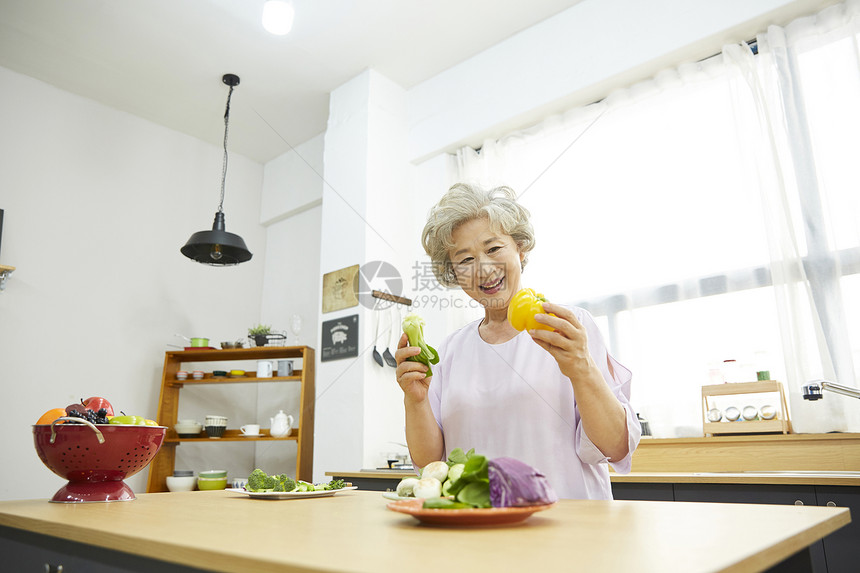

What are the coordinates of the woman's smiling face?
(448, 216, 524, 312)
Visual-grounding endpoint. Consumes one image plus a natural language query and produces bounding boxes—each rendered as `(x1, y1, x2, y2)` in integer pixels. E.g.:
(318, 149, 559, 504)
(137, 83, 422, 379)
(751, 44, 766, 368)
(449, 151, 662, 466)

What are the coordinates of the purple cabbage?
(488, 457, 558, 507)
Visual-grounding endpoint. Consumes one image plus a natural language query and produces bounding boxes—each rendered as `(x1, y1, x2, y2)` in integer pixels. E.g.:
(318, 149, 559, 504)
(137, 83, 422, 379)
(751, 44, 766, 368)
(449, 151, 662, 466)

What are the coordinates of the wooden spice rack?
(702, 380, 792, 436)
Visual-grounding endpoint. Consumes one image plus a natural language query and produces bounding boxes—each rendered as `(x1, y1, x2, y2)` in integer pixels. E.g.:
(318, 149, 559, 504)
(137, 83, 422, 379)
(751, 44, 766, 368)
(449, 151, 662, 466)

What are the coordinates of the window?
(455, 3, 860, 434)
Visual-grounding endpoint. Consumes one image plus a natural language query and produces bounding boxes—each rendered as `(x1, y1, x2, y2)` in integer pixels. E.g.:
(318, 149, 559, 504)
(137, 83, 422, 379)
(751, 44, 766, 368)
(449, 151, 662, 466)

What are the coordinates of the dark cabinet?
(814, 486, 860, 573)
(672, 483, 818, 505)
(0, 525, 208, 573)
(611, 482, 674, 501)
(331, 474, 400, 492)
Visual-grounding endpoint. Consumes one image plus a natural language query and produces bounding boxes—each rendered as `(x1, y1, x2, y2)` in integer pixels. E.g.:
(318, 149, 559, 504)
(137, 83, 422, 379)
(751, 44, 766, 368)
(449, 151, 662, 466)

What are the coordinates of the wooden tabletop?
(0, 490, 850, 573)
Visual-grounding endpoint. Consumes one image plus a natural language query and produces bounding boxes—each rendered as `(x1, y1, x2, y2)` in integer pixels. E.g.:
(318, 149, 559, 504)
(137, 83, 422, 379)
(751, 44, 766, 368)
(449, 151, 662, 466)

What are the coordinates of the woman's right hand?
(395, 332, 432, 404)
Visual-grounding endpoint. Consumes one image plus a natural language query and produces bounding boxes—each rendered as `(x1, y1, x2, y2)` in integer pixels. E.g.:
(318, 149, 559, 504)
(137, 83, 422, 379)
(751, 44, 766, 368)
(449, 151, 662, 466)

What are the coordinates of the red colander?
(33, 417, 166, 503)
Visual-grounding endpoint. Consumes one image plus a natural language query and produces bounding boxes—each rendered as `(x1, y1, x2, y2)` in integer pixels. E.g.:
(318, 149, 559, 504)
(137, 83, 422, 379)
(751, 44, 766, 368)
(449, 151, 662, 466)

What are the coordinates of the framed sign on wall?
(321, 314, 359, 362)
(322, 264, 359, 313)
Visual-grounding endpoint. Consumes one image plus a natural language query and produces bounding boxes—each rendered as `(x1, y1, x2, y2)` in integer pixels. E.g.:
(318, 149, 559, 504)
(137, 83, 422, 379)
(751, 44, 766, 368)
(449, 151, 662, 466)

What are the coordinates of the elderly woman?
(395, 183, 640, 499)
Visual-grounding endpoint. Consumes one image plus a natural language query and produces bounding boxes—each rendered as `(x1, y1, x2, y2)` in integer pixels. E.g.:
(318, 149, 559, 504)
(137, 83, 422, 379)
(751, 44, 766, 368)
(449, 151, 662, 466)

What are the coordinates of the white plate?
(382, 491, 414, 501)
(227, 486, 357, 500)
(240, 433, 263, 437)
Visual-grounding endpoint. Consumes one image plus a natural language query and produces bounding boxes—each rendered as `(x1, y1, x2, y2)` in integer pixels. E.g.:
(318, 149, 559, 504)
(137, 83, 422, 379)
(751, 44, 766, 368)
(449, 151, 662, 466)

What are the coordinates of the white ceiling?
(0, 0, 585, 164)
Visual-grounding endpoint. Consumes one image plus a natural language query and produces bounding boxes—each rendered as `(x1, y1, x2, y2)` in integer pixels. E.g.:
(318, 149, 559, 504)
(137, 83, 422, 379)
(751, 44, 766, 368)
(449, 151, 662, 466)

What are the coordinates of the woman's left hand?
(529, 302, 595, 380)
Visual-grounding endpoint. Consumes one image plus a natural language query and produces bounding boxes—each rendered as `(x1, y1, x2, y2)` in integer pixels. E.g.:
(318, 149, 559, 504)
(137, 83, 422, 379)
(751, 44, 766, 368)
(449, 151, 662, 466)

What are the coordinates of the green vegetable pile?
(402, 312, 439, 377)
(246, 469, 346, 493)
(395, 448, 490, 509)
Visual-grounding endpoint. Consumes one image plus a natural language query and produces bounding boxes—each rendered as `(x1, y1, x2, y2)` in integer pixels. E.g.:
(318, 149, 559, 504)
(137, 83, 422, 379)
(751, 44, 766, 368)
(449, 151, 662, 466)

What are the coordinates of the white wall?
(360, 72, 412, 470)
(255, 135, 324, 476)
(0, 66, 267, 501)
(313, 70, 415, 478)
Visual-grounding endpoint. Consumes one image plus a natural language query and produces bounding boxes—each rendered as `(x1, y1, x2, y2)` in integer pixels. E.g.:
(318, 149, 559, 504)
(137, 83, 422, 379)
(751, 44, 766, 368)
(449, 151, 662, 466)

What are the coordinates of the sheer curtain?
(724, 0, 860, 432)
(453, 1, 860, 435)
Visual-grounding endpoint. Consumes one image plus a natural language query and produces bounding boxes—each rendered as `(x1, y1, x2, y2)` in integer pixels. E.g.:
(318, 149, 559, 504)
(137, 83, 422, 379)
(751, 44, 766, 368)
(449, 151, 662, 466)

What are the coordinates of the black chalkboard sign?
(321, 314, 359, 362)
(0, 209, 4, 258)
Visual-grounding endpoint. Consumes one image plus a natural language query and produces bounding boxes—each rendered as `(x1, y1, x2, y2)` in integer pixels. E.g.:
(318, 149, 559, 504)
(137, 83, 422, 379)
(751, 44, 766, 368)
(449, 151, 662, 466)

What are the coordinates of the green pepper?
(402, 312, 439, 377)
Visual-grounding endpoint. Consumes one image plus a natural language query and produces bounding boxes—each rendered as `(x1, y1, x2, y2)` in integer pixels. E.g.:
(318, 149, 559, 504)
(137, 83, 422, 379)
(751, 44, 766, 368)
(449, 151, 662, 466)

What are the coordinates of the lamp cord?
(218, 84, 234, 213)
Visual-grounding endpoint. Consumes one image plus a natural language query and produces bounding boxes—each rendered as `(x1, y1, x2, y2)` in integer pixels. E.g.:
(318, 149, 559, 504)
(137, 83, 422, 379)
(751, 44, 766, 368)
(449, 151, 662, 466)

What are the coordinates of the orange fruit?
(36, 408, 67, 425)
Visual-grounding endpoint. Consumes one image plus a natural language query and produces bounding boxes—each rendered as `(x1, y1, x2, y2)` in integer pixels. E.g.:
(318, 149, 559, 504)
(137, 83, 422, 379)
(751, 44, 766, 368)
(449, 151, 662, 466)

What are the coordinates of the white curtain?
(452, 1, 860, 435)
(724, 0, 860, 432)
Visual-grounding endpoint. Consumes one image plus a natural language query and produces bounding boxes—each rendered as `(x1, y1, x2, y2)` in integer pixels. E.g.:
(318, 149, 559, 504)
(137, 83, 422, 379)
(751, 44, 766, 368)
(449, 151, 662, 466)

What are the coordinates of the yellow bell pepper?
(507, 288, 555, 332)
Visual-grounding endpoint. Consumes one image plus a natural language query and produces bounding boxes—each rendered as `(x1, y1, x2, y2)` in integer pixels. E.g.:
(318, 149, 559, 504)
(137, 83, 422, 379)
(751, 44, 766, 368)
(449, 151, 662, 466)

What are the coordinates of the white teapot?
(269, 410, 294, 438)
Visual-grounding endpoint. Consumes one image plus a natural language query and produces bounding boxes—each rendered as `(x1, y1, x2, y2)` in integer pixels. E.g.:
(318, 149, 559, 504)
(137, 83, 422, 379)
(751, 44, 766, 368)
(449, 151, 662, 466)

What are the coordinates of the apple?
(83, 396, 114, 416)
(109, 415, 145, 425)
(65, 401, 87, 416)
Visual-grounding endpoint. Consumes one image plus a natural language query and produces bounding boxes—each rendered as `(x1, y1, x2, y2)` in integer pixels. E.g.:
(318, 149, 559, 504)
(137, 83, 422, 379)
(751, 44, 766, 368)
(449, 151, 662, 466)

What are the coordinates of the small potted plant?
(248, 324, 272, 347)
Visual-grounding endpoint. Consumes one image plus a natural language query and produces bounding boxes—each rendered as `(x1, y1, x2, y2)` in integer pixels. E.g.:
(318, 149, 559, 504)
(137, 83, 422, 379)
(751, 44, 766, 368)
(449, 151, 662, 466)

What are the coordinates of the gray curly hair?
(421, 183, 535, 287)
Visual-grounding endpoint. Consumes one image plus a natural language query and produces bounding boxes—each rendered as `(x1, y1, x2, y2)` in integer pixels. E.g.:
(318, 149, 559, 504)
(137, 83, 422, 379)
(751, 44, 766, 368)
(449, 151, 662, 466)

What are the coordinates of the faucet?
(802, 379, 860, 401)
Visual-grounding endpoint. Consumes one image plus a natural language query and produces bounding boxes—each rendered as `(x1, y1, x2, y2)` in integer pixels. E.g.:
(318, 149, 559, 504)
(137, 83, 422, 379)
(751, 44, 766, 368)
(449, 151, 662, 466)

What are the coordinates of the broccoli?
(247, 468, 276, 492)
(282, 475, 296, 492)
(248, 469, 322, 493)
(248, 469, 298, 492)
(325, 479, 346, 490)
(273, 474, 296, 492)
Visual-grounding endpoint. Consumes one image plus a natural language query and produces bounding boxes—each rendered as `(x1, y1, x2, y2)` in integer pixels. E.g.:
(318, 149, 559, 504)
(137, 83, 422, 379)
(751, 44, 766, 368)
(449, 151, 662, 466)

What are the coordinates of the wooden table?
(0, 490, 850, 573)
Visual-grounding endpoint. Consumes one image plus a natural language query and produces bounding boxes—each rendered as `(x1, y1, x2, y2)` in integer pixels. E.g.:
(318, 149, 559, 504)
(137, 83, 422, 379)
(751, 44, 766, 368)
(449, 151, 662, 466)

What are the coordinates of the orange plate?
(386, 498, 554, 526)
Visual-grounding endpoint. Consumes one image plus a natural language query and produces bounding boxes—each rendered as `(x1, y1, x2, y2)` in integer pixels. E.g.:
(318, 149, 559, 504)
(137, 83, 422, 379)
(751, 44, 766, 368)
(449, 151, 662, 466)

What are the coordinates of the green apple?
(109, 415, 145, 425)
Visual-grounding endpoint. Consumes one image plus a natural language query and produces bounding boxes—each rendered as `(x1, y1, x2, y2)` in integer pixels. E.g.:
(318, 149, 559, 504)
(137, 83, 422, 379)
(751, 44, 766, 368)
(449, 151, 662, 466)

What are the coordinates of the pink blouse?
(427, 306, 641, 500)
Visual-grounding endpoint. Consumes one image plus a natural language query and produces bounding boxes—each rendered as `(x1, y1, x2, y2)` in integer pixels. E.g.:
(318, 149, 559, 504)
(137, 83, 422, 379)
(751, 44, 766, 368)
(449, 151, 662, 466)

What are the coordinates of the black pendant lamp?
(181, 74, 253, 266)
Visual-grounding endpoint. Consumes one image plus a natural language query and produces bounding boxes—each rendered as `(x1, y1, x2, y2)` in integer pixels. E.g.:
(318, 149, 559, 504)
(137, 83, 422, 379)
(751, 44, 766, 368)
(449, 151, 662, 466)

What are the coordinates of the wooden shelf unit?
(0, 264, 14, 291)
(146, 346, 315, 492)
(702, 380, 791, 436)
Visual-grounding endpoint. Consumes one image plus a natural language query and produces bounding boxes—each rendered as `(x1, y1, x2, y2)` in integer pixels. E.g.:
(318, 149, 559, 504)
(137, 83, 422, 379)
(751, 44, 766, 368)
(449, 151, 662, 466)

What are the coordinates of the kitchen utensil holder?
(702, 380, 792, 436)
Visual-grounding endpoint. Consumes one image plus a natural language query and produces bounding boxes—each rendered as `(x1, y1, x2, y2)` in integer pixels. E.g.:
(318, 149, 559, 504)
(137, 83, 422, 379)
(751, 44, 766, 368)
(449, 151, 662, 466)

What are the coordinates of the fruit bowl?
(33, 417, 166, 503)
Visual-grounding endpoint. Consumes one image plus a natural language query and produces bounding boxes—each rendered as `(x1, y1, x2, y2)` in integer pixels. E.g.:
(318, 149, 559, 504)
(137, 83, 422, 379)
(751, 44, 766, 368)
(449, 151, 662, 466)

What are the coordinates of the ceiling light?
(180, 74, 253, 266)
(262, 1, 294, 35)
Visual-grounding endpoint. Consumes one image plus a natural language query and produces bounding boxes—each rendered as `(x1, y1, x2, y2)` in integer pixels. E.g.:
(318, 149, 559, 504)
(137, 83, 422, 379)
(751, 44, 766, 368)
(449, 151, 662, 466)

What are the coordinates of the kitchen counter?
(330, 469, 860, 487)
(631, 433, 860, 473)
(330, 433, 860, 486)
(0, 489, 851, 573)
(329, 469, 415, 479)
(611, 471, 860, 486)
